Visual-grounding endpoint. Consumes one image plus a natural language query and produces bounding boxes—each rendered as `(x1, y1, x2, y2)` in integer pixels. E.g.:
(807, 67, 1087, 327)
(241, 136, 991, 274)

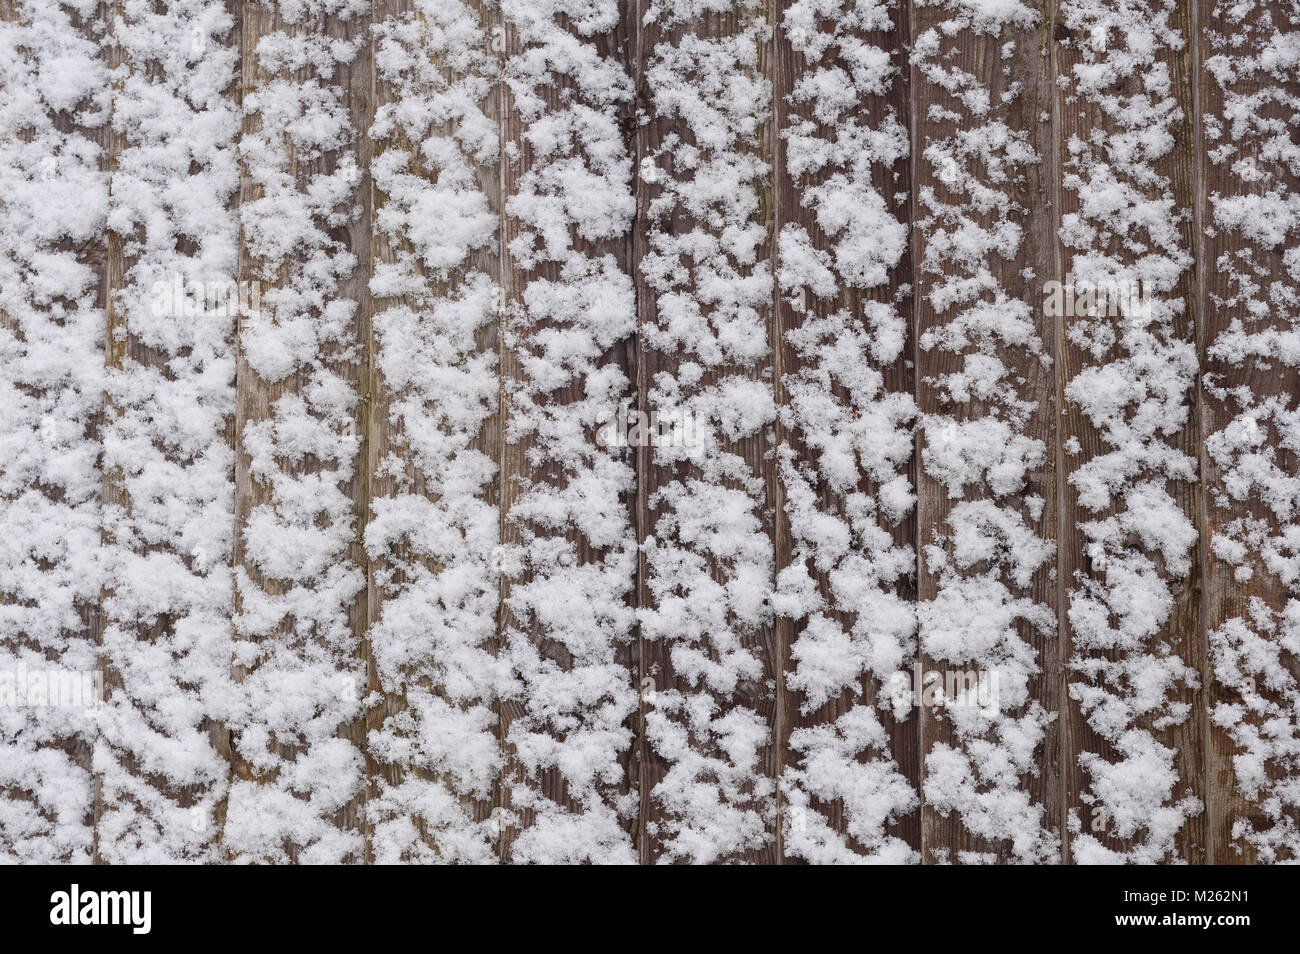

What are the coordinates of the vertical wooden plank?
(1196, 0, 1300, 864)
(363, 0, 504, 863)
(226, 0, 369, 864)
(1055, 0, 1208, 863)
(910, 0, 1062, 864)
(771, 0, 921, 862)
(0, 0, 109, 864)
(94, 0, 240, 864)
(635, 0, 780, 864)
(497, 0, 641, 863)
(97, 4, 127, 865)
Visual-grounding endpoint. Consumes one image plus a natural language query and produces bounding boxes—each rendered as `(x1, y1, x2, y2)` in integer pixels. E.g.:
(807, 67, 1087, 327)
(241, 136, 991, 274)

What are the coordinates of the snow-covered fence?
(0, 0, 1295, 864)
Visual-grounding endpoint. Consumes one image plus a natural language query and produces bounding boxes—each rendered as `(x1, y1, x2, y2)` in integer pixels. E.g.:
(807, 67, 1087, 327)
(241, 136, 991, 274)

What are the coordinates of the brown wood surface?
(364, 0, 402, 863)
(229, 0, 370, 862)
(910, 0, 1062, 863)
(1054, 0, 1208, 863)
(93, 0, 239, 862)
(363, 0, 504, 864)
(1194, 0, 1300, 865)
(772, 0, 921, 860)
(6, 0, 1299, 865)
(635, 1, 780, 865)
(497, 1, 640, 861)
(0, 0, 109, 864)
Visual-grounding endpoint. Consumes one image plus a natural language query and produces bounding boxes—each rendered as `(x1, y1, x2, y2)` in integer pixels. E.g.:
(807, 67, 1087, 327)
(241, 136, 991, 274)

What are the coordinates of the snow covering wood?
(911, 0, 1061, 864)
(1198, 0, 1300, 864)
(95, 0, 240, 864)
(498, 0, 639, 864)
(1056, 0, 1207, 864)
(774, 0, 920, 863)
(364, 0, 503, 866)
(0, 0, 1296, 867)
(636, 0, 780, 864)
(0, 0, 108, 864)
(226, 0, 369, 864)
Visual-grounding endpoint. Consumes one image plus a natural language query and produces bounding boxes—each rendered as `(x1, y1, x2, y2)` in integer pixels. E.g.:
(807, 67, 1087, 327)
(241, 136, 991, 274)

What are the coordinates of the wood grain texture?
(0, 0, 110, 864)
(91, 0, 244, 865)
(910, 0, 1062, 864)
(772, 0, 921, 861)
(363, 0, 402, 865)
(228, 0, 370, 863)
(96, 0, 131, 864)
(1194, 0, 1300, 865)
(1054, 0, 1208, 864)
(5, 0, 1300, 868)
(635, 0, 780, 865)
(497, 0, 641, 863)
(363, 0, 504, 865)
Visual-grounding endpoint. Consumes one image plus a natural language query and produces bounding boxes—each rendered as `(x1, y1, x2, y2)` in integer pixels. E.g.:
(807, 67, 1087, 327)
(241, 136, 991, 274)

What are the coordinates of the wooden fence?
(0, 0, 1296, 863)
